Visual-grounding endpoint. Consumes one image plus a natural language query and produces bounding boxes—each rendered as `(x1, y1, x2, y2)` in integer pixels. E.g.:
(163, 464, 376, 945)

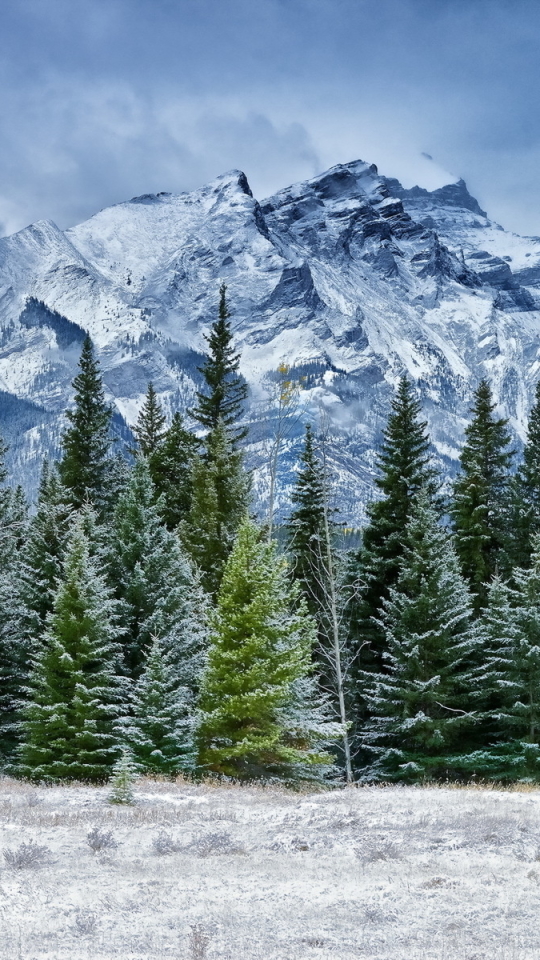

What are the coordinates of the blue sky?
(1, 0, 540, 235)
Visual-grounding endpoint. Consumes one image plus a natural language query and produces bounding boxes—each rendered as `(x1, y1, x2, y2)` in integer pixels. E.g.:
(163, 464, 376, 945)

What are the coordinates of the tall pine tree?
(347, 376, 437, 748)
(181, 420, 249, 596)
(508, 380, 540, 569)
(361, 492, 480, 783)
(149, 412, 199, 529)
(19, 514, 122, 782)
(191, 284, 248, 444)
(132, 382, 167, 456)
(19, 461, 72, 640)
(123, 635, 196, 776)
(59, 335, 113, 509)
(107, 458, 206, 680)
(451, 379, 513, 611)
(198, 518, 339, 781)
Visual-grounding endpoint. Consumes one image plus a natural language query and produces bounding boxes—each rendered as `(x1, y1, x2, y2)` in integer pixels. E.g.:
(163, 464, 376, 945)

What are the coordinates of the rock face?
(1, 159, 540, 520)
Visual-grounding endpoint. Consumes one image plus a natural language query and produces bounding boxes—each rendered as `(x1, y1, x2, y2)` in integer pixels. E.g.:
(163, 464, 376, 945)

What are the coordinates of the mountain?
(1, 158, 540, 521)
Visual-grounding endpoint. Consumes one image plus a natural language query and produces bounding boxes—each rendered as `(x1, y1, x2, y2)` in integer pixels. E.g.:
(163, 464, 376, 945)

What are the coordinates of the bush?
(3, 841, 51, 869)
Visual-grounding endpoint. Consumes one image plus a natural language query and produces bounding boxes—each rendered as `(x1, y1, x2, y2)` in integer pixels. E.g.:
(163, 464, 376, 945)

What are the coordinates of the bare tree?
(265, 362, 304, 541)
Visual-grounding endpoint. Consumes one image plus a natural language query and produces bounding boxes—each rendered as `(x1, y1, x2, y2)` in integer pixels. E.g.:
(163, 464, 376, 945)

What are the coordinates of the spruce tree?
(19, 461, 72, 640)
(149, 412, 199, 529)
(132, 382, 167, 456)
(182, 419, 249, 596)
(451, 379, 513, 611)
(108, 458, 206, 680)
(0, 439, 29, 767)
(361, 492, 479, 783)
(123, 635, 196, 775)
(197, 518, 338, 781)
(19, 514, 121, 782)
(347, 377, 437, 744)
(286, 424, 353, 779)
(287, 424, 329, 621)
(508, 380, 540, 568)
(191, 284, 248, 444)
(59, 335, 113, 509)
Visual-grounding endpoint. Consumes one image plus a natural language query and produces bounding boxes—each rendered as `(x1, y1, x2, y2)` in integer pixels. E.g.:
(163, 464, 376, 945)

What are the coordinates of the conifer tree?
(198, 518, 338, 781)
(182, 420, 249, 596)
(191, 284, 248, 444)
(19, 461, 72, 640)
(508, 380, 540, 568)
(149, 412, 199, 529)
(19, 514, 122, 782)
(286, 424, 353, 780)
(108, 458, 206, 679)
(108, 746, 138, 804)
(123, 635, 196, 775)
(451, 379, 513, 611)
(361, 492, 479, 782)
(0, 437, 29, 766)
(59, 335, 113, 509)
(347, 377, 437, 736)
(287, 424, 329, 619)
(132, 382, 167, 456)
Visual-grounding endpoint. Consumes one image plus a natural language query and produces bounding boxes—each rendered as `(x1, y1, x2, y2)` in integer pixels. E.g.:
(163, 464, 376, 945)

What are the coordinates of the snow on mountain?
(2, 158, 540, 520)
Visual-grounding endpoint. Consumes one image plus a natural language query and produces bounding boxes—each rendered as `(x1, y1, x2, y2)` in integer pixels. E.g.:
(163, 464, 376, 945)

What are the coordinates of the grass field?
(0, 776, 539, 959)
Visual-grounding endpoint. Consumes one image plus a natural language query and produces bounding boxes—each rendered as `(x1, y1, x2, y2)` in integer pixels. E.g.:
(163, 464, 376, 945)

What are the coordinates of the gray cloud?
(1, 0, 540, 233)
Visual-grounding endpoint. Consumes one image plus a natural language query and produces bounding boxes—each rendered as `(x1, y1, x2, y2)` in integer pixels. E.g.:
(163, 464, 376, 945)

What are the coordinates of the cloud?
(1, 0, 540, 233)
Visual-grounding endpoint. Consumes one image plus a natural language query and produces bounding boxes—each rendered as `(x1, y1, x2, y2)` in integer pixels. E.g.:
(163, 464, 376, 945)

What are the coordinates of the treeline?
(1, 285, 540, 784)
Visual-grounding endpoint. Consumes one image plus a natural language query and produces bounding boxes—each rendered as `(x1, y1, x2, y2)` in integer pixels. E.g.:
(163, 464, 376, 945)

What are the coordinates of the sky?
(1, 0, 540, 237)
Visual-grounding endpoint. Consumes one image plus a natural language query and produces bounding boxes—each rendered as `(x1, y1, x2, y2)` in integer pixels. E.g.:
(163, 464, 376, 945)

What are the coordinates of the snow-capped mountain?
(2, 158, 540, 521)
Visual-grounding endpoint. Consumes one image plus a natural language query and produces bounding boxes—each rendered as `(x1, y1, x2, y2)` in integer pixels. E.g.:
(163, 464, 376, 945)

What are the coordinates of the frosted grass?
(0, 776, 538, 958)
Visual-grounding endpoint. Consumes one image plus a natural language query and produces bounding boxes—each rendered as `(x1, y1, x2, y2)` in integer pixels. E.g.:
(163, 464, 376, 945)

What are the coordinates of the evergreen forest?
(2, 284, 540, 785)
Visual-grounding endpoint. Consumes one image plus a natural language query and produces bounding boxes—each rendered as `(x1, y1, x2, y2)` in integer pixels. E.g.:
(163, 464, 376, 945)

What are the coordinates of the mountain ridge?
(1, 157, 540, 520)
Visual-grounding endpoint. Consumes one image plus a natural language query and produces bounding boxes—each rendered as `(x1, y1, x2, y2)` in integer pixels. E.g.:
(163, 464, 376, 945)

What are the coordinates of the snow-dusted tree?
(108, 746, 138, 804)
(149, 412, 199, 529)
(108, 457, 206, 680)
(19, 513, 122, 782)
(123, 635, 197, 775)
(451, 379, 513, 611)
(508, 380, 540, 569)
(361, 491, 479, 783)
(19, 461, 72, 640)
(132, 382, 167, 456)
(0, 439, 29, 766)
(198, 518, 339, 782)
(265, 361, 303, 540)
(287, 422, 353, 781)
(347, 377, 437, 680)
(182, 419, 249, 597)
(191, 284, 248, 445)
(59, 335, 113, 510)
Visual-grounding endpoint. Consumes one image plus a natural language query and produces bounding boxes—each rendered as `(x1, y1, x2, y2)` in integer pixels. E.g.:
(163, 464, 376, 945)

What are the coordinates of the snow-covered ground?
(0, 777, 539, 959)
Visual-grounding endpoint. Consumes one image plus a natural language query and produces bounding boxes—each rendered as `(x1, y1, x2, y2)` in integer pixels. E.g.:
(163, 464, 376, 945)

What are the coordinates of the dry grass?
(0, 776, 539, 958)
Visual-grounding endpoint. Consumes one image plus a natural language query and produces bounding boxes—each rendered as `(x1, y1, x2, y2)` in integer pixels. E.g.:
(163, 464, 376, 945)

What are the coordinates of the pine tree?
(149, 412, 199, 529)
(0, 439, 29, 767)
(287, 424, 329, 621)
(191, 284, 248, 444)
(181, 420, 249, 596)
(108, 458, 206, 680)
(132, 383, 167, 456)
(451, 379, 513, 611)
(286, 424, 353, 780)
(347, 377, 437, 747)
(59, 335, 113, 509)
(19, 461, 72, 640)
(508, 380, 540, 568)
(123, 635, 196, 775)
(197, 518, 339, 782)
(361, 492, 479, 783)
(19, 514, 122, 782)
(108, 746, 138, 803)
